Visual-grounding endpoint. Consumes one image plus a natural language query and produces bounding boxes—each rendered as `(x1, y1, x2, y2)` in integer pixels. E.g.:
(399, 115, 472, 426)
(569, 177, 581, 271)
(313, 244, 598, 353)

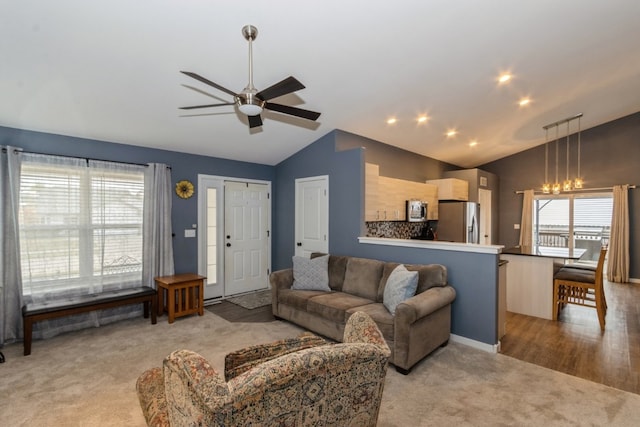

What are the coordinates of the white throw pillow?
(292, 255, 331, 291)
(383, 264, 419, 315)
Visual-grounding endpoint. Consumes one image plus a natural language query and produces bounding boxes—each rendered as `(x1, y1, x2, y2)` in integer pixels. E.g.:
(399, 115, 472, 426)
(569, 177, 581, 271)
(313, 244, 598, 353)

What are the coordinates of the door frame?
(197, 174, 272, 301)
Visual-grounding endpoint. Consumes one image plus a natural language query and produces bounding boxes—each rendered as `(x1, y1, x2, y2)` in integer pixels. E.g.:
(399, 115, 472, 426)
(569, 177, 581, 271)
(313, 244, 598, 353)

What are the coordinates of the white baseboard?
(450, 334, 499, 354)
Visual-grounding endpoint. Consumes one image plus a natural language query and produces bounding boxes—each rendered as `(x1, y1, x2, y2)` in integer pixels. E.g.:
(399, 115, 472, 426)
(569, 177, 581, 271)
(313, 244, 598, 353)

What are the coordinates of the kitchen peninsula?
(501, 246, 586, 320)
(357, 237, 505, 351)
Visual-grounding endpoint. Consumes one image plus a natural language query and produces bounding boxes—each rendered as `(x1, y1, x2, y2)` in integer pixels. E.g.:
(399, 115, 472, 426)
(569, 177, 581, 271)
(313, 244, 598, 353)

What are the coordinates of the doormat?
(226, 289, 272, 310)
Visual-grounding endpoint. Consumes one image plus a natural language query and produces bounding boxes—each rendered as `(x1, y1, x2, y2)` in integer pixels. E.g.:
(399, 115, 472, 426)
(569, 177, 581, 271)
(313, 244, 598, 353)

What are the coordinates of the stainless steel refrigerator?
(436, 201, 480, 243)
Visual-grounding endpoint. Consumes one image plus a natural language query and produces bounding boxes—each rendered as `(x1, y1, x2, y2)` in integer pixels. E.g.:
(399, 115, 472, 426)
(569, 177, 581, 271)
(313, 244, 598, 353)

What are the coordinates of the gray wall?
(335, 129, 458, 181)
(0, 125, 275, 275)
(480, 112, 640, 278)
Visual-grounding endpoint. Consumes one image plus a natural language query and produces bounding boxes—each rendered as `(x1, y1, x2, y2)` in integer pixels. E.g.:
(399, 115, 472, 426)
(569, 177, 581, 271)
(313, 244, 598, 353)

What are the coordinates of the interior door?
(295, 176, 329, 257)
(478, 188, 492, 245)
(224, 181, 270, 296)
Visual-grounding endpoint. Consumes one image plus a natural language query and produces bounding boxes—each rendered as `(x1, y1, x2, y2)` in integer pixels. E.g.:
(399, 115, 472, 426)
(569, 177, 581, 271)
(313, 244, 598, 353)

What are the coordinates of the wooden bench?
(22, 286, 157, 356)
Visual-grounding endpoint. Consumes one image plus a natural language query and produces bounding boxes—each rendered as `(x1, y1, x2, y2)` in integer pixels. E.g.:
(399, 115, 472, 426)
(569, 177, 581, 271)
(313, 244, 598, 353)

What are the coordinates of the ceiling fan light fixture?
(236, 92, 265, 116)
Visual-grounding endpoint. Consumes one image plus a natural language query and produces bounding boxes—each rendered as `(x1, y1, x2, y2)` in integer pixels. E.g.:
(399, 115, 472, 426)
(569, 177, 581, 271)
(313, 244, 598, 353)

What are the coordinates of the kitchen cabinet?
(426, 178, 469, 201)
(365, 163, 438, 221)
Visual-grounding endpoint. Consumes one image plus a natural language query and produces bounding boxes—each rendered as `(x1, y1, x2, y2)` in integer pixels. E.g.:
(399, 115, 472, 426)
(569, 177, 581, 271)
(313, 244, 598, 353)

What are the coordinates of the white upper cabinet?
(426, 178, 469, 201)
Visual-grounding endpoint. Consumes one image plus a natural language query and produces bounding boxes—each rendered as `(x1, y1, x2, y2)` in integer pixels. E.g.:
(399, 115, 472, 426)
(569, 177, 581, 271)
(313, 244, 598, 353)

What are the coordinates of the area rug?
(225, 289, 272, 309)
(1, 312, 639, 426)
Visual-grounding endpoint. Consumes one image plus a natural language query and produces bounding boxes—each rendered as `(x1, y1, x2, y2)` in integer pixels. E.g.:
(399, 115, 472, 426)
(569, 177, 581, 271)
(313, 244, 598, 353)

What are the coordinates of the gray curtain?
(0, 146, 24, 346)
(607, 184, 629, 283)
(142, 163, 175, 288)
(519, 189, 534, 247)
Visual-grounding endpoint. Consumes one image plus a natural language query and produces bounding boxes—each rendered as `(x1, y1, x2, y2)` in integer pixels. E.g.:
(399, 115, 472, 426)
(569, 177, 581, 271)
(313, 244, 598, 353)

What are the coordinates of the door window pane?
(533, 194, 612, 262)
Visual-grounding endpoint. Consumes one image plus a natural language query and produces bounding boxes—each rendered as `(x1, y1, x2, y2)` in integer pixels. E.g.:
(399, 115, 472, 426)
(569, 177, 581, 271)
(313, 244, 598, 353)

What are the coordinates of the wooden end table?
(154, 273, 206, 323)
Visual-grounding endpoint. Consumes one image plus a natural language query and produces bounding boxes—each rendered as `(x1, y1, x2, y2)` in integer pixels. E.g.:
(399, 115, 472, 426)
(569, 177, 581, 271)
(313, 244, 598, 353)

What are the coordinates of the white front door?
(478, 188, 492, 245)
(295, 176, 329, 257)
(224, 181, 270, 296)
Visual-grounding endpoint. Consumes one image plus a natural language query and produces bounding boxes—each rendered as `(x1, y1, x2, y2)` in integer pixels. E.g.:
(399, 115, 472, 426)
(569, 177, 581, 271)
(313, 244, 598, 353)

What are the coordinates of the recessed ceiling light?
(469, 140, 478, 147)
(519, 98, 531, 107)
(498, 73, 512, 84)
(387, 117, 397, 125)
(417, 115, 429, 124)
(446, 130, 457, 137)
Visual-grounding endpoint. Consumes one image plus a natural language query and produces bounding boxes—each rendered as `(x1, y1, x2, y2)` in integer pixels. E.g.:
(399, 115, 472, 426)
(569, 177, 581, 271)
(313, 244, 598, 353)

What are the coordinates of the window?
(533, 193, 612, 262)
(18, 156, 145, 297)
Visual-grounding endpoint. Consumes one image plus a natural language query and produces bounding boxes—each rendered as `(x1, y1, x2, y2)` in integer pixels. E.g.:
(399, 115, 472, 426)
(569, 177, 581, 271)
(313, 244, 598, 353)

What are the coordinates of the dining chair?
(552, 246, 608, 331)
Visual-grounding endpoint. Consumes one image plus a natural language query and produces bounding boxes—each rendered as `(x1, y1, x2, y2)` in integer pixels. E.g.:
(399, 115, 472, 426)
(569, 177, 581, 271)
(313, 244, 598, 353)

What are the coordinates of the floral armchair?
(136, 311, 391, 426)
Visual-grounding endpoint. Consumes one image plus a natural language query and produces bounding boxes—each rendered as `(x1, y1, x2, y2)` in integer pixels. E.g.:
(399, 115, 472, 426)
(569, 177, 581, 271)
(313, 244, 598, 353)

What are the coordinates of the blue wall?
(0, 126, 275, 274)
(274, 130, 499, 345)
(3, 125, 500, 345)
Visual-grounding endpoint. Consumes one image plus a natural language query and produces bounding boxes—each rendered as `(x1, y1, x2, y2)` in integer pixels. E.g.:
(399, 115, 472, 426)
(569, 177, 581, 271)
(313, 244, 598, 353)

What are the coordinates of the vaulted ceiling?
(2, 1, 640, 167)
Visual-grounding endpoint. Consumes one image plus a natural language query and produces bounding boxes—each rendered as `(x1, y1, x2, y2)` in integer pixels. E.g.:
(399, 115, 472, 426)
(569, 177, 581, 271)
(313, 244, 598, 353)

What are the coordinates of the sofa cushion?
(292, 255, 330, 291)
(307, 292, 373, 324)
(342, 257, 385, 301)
(379, 263, 448, 299)
(312, 253, 350, 291)
(383, 264, 419, 315)
(278, 289, 329, 311)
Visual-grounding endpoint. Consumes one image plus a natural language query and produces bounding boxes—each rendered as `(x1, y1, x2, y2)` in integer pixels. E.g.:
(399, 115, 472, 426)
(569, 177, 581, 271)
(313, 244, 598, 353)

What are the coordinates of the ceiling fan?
(180, 25, 321, 129)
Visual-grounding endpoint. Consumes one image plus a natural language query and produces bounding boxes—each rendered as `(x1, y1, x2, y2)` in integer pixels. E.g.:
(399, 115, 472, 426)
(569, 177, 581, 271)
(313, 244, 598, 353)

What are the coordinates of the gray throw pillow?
(383, 264, 419, 315)
(292, 255, 330, 291)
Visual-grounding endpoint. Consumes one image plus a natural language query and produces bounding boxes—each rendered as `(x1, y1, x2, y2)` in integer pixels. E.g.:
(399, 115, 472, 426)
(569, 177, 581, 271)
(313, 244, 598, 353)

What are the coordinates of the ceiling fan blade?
(256, 76, 305, 101)
(180, 71, 238, 98)
(179, 102, 234, 110)
(248, 115, 263, 128)
(265, 102, 321, 121)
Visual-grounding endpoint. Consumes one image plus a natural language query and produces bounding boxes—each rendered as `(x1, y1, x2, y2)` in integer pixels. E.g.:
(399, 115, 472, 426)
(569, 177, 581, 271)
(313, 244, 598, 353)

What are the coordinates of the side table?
(154, 273, 206, 323)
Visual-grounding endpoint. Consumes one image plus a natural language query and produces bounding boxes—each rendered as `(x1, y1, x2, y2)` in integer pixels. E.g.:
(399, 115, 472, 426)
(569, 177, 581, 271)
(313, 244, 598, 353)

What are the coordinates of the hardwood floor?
(206, 281, 640, 395)
(500, 279, 640, 395)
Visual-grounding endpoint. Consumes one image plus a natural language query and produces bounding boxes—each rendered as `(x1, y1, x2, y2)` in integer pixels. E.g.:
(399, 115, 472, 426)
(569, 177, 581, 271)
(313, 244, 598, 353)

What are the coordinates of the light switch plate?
(514, 224, 520, 230)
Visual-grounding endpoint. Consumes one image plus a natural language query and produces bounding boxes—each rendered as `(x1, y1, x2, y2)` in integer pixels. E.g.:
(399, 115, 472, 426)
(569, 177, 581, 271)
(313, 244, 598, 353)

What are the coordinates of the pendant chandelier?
(542, 113, 583, 194)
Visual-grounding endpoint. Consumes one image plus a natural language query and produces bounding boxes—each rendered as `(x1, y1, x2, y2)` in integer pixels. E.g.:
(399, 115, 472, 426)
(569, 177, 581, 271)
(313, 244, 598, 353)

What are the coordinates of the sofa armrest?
(163, 350, 231, 425)
(395, 286, 456, 325)
(269, 268, 293, 314)
(269, 268, 294, 291)
(344, 311, 391, 357)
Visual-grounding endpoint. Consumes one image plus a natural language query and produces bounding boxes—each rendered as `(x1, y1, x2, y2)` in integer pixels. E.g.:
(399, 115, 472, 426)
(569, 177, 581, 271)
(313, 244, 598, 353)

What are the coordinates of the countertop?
(502, 246, 586, 260)
(358, 236, 504, 255)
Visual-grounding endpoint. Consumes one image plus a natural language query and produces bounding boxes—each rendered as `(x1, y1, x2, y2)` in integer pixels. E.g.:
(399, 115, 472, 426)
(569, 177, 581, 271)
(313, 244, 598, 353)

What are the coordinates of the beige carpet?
(1, 311, 639, 426)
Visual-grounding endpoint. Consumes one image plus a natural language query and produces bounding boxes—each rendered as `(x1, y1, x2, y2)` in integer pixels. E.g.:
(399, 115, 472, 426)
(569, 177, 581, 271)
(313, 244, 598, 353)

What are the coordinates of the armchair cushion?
(224, 332, 327, 381)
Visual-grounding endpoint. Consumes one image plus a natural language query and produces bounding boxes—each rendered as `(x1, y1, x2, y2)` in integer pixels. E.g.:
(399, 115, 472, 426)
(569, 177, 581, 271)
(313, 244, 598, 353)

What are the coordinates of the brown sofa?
(136, 312, 390, 426)
(270, 253, 456, 374)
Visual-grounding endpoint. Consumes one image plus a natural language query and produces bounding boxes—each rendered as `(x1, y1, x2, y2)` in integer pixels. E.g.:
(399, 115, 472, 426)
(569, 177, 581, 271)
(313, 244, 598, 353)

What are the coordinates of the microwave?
(406, 200, 428, 222)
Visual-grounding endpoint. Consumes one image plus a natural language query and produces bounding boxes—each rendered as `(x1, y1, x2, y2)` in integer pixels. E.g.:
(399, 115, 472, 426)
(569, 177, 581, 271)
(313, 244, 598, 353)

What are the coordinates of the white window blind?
(19, 156, 145, 297)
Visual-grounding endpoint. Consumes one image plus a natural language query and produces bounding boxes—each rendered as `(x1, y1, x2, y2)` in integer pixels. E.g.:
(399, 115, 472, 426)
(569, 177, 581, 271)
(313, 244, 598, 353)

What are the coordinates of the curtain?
(607, 184, 629, 283)
(142, 163, 174, 288)
(519, 189, 534, 247)
(0, 147, 24, 346)
(16, 154, 149, 339)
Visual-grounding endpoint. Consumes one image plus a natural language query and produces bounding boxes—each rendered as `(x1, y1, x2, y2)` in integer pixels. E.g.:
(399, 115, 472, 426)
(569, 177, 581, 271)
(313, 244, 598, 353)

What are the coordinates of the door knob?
(226, 243, 231, 247)
(297, 242, 302, 246)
